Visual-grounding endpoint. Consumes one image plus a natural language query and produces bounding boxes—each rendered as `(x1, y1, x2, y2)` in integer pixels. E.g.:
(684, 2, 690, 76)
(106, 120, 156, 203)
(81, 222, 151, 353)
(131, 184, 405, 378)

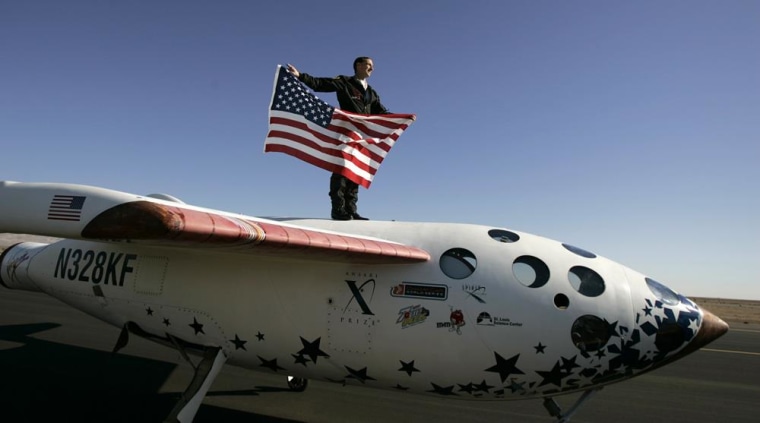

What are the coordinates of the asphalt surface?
(1, 288, 758, 423)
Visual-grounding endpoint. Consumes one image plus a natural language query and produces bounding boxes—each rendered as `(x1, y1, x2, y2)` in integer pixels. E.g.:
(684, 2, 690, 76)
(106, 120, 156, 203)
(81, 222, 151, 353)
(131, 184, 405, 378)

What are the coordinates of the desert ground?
(1, 234, 757, 326)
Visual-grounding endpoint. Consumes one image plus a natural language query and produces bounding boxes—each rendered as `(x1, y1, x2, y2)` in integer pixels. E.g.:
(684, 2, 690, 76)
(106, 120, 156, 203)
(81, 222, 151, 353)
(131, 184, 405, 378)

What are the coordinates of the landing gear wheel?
(287, 376, 309, 392)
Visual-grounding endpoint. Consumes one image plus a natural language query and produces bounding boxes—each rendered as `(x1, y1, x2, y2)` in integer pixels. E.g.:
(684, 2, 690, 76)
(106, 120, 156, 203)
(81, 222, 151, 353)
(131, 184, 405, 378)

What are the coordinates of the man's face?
(355, 59, 374, 79)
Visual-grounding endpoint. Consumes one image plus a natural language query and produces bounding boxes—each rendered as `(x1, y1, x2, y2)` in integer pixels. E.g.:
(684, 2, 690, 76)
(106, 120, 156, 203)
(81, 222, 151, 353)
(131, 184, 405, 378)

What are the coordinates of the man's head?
(353, 56, 374, 79)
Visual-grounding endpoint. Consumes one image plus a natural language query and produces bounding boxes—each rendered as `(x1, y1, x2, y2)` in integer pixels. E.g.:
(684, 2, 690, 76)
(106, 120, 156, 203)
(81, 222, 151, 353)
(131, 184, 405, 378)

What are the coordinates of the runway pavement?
(1, 288, 758, 423)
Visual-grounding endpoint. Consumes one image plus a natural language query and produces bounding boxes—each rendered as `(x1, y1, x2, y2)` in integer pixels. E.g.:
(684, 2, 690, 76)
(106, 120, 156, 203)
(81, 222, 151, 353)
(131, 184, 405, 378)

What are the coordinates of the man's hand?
(286, 64, 300, 77)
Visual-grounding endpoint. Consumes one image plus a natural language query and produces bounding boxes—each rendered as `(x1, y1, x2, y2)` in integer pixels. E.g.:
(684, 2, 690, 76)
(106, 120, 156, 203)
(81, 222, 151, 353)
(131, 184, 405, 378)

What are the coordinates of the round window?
(439, 248, 477, 279)
(571, 315, 611, 352)
(645, 277, 680, 305)
(562, 243, 596, 259)
(512, 255, 550, 288)
(568, 266, 605, 297)
(489, 229, 520, 243)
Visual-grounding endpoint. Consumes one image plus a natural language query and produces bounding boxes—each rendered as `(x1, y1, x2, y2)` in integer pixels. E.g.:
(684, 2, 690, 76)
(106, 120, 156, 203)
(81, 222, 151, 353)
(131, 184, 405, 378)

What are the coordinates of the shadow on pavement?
(0, 323, 301, 423)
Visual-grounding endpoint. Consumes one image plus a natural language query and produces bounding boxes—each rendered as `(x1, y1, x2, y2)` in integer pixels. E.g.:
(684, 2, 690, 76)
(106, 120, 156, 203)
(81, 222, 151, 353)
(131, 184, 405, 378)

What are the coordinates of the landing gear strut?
(543, 388, 602, 422)
(111, 323, 229, 423)
(166, 343, 228, 423)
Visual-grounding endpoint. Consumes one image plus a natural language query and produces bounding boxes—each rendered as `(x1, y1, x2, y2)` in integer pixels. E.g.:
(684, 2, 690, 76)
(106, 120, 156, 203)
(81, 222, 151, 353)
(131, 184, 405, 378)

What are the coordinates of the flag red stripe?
(269, 116, 388, 166)
(265, 129, 378, 176)
(264, 143, 370, 188)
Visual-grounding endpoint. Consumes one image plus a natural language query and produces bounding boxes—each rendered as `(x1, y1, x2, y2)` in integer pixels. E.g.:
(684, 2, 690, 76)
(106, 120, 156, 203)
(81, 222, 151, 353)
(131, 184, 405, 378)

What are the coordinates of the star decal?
(345, 366, 376, 384)
(560, 356, 580, 372)
(297, 336, 330, 364)
(484, 352, 524, 383)
(231, 334, 247, 351)
(688, 318, 700, 334)
(607, 329, 645, 372)
(145, 307, 154, 316)
(162, 318, 171, 327)
(537, 361, 570, 388)
(580, 367, 598, 378)
(457, 383, 475, 394)
(398, 360, 420, 376)
(428, 382, 457, 396)
(607, 320, 620, 337)
(474, 379, 493, 393)
(640, 321, 658, 336)
(534, 342, 546, 354)
(507, 378, 526, 393)
(256, 331, 265, 341)
(257, 355, 286, 372)
(292, 353, 309, 366)
(189, 317, 204, 335)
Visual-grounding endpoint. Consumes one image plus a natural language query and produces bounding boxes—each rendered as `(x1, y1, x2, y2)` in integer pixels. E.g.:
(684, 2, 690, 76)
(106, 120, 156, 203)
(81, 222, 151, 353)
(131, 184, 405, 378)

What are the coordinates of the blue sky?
(2, 1, 758, 299)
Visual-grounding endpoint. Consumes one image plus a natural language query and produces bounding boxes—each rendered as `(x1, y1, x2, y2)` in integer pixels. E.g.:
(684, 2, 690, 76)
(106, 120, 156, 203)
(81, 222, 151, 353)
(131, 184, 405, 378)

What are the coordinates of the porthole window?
(489, 229, 520, 243)
(645, 278, 680, 305)
(512, 255, 550, 288)
(440, 248, 477, 279)
(571, 315, 611, 352)
(655, 322, 686, 352)
(554, 293, 570, 309)
(568, 266, 605, 297)
(562, 243, 596, 259)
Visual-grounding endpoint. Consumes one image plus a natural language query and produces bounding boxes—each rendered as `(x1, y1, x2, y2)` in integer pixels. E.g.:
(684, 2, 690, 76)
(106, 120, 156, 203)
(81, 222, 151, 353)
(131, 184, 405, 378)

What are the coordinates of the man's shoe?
(352, 213, 369, 220)
(331, 213, 353, 221)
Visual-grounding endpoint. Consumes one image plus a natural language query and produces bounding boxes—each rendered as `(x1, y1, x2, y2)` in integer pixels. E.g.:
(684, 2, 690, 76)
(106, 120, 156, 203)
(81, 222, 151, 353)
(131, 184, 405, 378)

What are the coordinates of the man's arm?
(285, 63, 340, 93)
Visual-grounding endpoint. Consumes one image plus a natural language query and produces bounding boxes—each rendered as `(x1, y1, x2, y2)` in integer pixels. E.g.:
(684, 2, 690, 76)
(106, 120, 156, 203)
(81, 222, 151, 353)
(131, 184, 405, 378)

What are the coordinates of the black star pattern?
(580, 367, 599, 378)
(298, 337, 330, 364)
(189, 317, 204, 335)
(344, 366, 376, 384)
(398, 360, 420, 376)
(145, 307, 154, 316)
(474, 379, 493, 393)
(162, 318, 171, 327)
(231, 334, 247, 351)
(560, 356, 580, 372)
(607, 329, 644, 374)
(507, 379, 526, 393)
(484, 352, 524, 383)
(257, 356, 286, 372)
(256, 331, 265, 341)
(292, 353, 309, 366)
(607, 320, 620, 337)
(428, 382, 457, 396)
(534, 342, 546, 354)
(537, 361, 571, 388)
(595, 349, 607, 359)
(457, 383, 475, 394)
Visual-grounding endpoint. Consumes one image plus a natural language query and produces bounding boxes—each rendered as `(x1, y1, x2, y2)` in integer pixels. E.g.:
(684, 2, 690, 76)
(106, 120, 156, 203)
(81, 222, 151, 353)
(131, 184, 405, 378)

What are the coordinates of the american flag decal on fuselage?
(47, 195, 86, 221)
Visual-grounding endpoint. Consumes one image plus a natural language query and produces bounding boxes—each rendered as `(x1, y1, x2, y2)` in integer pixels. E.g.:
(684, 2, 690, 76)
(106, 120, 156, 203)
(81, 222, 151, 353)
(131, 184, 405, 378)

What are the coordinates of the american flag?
(264, 65, 416, 188)
(47, 195, 86, 221)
